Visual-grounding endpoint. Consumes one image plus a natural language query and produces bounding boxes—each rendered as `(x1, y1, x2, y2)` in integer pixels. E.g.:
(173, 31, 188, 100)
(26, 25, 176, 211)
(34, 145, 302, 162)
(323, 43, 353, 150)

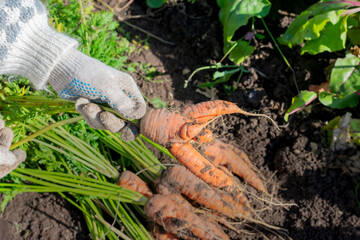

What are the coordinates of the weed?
(279, 1, 360, 140)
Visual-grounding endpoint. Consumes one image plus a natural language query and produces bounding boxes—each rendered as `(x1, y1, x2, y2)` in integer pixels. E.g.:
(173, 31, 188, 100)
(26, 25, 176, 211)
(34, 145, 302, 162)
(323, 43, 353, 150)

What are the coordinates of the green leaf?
(330, 53, 360, 96)
(147, 0, 167, 8)
(149, 97, 167, 108)
(284, 91, 317, 122)
(301, 15, 348, 54)
(224, 40, 255, 65)
(350, 118, 360, 145)
(278, 0, 349, 50)
(213, 68, 242, 79)
(217, 0, 271, 41)
(318, 91, 360, 108)
(255, 33, 265, 39)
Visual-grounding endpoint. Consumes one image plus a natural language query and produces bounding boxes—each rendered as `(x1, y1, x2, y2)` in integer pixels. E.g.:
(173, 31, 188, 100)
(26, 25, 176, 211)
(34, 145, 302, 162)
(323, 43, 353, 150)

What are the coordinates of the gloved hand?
(0, 119, 26, 179)
(0, 0, 145, 140)
(48, 49, 146, 141)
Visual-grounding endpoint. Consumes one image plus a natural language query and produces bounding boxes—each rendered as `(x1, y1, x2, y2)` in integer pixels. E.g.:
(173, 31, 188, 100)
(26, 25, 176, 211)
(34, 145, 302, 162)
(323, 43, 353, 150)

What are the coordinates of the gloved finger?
(0, 119, 5, 129)
(0, 146, 18, 166)
(13, 149, 27, 162)
(0, 147, 24, 179)
(100, 112, 125, 133)
(120, 123, 140, 141)
(102, 72, 146, 120)
(0, 127, 14, 149)
(76, 98, 105, 130)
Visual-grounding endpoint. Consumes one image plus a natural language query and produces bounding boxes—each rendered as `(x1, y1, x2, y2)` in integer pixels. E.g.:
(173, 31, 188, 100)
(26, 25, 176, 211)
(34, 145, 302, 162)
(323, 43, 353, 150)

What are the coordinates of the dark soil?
(0, 193, 88, 240)
(1, 0, 360, 239)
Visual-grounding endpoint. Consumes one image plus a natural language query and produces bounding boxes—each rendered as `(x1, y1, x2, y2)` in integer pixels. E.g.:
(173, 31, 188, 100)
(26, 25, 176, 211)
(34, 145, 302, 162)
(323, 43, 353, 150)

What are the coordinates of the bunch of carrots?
(117, 100, 284, 239)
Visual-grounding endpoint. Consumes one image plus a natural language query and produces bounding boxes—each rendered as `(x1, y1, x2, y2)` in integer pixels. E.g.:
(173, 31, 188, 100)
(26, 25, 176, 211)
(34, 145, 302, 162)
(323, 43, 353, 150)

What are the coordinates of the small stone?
(293, 149, 301, 155)
(310, 142, 318, 152)
(182, 68, 190, 75)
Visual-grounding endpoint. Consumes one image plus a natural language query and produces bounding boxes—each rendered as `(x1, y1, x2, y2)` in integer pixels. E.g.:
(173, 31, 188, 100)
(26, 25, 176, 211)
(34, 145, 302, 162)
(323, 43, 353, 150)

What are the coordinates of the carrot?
(117, 171, 153, 198)
(151, 225, 180, 240)
(156, 182, 194, 211)
(203, 139, 266, 192)
(181, 100, 279, 129)
(157, 165, 250, 218)
(145, 194, 229, 240)
(140, 108, 191, 146)
(192, 128, 213, 143)
(169, 142, 241, 195)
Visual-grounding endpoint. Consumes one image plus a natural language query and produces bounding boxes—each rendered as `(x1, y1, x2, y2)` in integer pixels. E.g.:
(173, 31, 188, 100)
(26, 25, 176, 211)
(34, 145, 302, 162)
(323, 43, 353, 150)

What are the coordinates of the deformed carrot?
(169, 142, 239, 193)
(151, 225, 180, 240)
(156, 182, 194, 211)
(157, 165, 249, 218)
(140, 108, 191, 146)
(145, 194, 229, 240)
(117, 171, 153, 198)
(181, 100, 279, 129)
(203, 139, 266, 192)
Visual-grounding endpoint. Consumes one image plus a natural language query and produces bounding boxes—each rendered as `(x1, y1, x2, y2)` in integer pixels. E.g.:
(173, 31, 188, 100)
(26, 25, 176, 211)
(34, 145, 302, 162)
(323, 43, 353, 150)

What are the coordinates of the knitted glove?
(0, 119, 26, 179)
(0, 0, 145, 138)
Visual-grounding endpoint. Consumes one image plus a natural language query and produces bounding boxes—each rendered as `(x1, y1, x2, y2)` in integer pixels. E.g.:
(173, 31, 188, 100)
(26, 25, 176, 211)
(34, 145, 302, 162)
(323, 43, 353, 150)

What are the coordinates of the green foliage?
(147, 0, 167, 8)
(47, 0, 135, 71)
(280, 0, 360, 124)
(285, 53, 360, 121)
(147, 96, 168, 108)
(277, 0, 356, 55)
(218, 0, 271, 42)
(284, 91, 317, 122)
(217, 0, 271, 64)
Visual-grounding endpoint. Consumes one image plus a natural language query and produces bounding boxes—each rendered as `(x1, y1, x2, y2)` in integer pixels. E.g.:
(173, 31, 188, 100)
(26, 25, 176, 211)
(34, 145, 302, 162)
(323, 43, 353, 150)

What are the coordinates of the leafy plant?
(280, 0, 360, 123)
(217, 0, 271, 64)
(146, 0, 167, 8)
(278, 0, 360, 55)
(0, 1, 167, 239)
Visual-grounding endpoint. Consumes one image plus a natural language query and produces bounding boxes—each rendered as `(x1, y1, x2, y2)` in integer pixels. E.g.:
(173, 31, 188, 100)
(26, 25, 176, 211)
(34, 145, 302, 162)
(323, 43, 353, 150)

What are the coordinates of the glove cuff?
(0, 12, 78, 89)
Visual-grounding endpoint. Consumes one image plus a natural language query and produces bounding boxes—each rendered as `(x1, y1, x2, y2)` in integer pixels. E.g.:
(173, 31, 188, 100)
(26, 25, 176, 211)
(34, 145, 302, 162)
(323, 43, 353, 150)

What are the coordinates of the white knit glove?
(0, 0, 146, 140)
(0, 119, 26, 179)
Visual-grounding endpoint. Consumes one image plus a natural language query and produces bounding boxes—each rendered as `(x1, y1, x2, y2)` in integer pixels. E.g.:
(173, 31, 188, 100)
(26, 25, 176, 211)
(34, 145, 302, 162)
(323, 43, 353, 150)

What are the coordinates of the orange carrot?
(140, 108, 191, 146)
(117, 171, 153, 198)
(145, 194, 229, 240)
(157, 165, 249, 218)
(181, 100, 279, 129)
(169, 142, 240, 194)
(156, 182, 194, 211)
(151, 225, 180, 240)
(203, 139, 266, 192)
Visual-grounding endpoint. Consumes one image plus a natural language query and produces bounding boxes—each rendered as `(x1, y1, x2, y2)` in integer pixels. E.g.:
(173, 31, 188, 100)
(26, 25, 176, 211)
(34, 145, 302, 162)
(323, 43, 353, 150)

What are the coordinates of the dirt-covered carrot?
(157, 165, 250, 218)
(140, 108, 192, 147)
(156, 182, 194, 211)
(181, 100, 278, 128)
(117, 171, 153, 198)
(203, 139, 266, 192)
(169, 142, 240, 194)
(145, 194, 229, 240)
(151, 225, 180, 240)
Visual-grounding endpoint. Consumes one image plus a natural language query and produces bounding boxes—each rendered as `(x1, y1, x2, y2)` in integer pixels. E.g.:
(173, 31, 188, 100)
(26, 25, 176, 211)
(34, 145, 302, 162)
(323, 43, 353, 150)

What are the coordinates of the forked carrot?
(117, 171, 153, 198)
(157, 165, 250, 218)
(140, 108, 191, 146)
(145, 194, 229, 240)
(203, 139, 266, 192)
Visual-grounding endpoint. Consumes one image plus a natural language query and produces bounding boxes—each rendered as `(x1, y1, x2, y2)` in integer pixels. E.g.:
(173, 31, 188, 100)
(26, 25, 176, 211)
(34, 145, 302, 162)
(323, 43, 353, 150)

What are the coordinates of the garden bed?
(1, 0, 359, 239)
